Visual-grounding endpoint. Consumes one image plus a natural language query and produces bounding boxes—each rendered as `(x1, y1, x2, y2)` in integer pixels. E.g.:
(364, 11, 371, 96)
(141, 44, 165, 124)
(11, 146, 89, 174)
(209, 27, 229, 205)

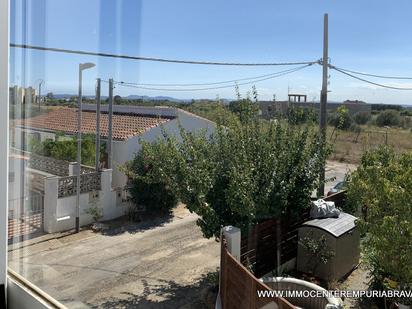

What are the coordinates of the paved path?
(9, 208, 220, 308)
(324, 160, 357, 194)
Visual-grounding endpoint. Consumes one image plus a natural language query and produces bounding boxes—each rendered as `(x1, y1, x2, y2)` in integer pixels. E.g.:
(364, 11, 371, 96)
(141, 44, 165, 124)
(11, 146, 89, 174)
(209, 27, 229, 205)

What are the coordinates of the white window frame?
(0, 0, 10, 306)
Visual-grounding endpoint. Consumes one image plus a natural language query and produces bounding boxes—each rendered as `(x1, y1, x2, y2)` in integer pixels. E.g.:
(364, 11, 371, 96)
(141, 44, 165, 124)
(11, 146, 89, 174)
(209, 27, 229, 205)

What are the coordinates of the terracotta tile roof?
(17, 108, 171, 140)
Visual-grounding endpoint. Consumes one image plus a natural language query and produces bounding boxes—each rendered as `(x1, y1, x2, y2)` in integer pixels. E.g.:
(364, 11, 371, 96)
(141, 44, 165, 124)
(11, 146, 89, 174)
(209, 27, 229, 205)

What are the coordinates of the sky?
(9, 0, 412, 104)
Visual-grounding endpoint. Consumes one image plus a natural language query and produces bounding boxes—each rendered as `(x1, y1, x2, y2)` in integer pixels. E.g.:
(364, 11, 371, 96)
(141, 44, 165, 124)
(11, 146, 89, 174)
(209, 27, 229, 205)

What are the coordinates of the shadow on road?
(91, 271, 219, 309)
(99, 210, 174, 236)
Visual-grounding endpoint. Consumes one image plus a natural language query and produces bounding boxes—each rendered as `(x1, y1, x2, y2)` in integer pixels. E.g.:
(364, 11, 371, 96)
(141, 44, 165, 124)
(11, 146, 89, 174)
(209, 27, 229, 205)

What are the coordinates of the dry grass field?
(328, 126, 412, 164)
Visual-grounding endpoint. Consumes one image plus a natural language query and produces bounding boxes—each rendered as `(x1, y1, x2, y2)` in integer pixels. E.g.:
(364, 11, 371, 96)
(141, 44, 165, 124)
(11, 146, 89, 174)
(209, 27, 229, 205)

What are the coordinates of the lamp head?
(80, 62, 96, 71)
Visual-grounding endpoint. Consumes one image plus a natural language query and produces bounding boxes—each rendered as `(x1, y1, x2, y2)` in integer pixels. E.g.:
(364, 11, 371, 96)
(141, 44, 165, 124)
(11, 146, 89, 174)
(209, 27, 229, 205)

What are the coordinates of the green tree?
(353, 111, 371, 125)
(125, 114, 329, 239)
(346, 146, 412, 291)
(329, 106, 353, 130)
(122, 151, 177, 213)
(287, 106, 317, 125)
(376, 110, 400, 127)
(229, 86, 259, 123)
(28, 134, 100, 166)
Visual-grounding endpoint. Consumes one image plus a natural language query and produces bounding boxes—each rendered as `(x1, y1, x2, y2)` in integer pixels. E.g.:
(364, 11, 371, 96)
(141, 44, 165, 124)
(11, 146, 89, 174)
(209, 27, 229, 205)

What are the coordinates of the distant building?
(24, 87, 36, 105)
(288, 93, 307, 103)
(9, 86, 24, 105)
(9, 85, 37, 105)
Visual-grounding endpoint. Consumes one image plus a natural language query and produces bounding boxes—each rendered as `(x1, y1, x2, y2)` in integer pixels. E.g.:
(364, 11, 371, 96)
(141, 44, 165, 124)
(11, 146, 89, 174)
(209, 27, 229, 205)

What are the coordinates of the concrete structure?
(288, 93, 307, 103)
(14, 105, 215, 190)
(43, 168, 123, 233)
(9, 86, 36, 105)
(259, 100, 372, 119)
(9, 86, 24, 105)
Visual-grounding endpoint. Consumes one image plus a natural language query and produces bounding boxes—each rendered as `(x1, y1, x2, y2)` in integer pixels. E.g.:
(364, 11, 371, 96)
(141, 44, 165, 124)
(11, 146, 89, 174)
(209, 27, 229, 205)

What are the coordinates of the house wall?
(43, 169, 127, 233)
(111, 110, 216, 189)
(13, 127, 56, 147)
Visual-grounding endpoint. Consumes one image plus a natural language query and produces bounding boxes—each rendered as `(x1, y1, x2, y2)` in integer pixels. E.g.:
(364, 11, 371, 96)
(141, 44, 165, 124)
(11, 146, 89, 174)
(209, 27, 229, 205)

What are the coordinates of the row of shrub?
(329, 109, 412, 129)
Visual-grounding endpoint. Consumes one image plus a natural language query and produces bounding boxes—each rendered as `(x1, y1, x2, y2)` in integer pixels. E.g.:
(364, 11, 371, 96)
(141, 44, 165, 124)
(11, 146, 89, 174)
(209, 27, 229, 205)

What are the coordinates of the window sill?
(7, 268, 66, 309)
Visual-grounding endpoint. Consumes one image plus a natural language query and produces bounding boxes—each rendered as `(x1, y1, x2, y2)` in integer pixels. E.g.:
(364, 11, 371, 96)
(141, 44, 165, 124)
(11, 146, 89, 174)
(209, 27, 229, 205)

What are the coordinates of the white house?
(14, 104, 215, 190)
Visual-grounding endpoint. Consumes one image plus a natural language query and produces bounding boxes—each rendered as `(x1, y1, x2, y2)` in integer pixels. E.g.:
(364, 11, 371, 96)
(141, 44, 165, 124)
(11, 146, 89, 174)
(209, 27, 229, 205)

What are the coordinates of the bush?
(346, 147, 412, 291)
(123, 151, 177, 214)
(28, 133, 99, 166)
(354, 111, 371, 125)
(328, 106, 353, 130)
(349, 124, 362, 133)
(375, 110, 400, 127)
(287, 106, 317, 125)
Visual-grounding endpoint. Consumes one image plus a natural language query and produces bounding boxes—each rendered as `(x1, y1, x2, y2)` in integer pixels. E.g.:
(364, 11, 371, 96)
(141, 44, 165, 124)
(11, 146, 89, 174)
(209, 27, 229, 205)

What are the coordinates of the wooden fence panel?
(220, 239, 294, 309)
(240, 191, 347, 277)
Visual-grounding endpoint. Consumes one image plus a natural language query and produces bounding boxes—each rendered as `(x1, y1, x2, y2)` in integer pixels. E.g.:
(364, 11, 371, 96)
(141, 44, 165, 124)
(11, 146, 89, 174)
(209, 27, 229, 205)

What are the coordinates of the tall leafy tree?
(346, 146, 412, 292)
(125, 103, 329, 238)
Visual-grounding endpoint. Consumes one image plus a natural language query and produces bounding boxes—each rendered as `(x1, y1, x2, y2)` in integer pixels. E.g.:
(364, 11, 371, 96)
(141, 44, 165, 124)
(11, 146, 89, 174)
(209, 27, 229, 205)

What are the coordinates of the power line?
(110, 64, 313, 91)
(115, 67, 310, 87)
(115, 65, 314, 88)
(330, 65, 412, 80)
(330, 65, 412, 90)
(10, 43, 318, 66)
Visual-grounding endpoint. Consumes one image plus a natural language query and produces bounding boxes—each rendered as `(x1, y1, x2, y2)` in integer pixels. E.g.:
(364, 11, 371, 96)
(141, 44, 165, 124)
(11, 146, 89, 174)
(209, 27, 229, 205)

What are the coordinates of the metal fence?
(8, 194, 44, 240)
(58, 172, 102, 198)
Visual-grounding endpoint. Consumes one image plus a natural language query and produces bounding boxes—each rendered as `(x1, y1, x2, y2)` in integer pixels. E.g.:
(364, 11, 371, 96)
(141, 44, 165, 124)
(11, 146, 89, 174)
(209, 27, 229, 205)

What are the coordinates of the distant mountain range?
(52, 93, 231, 103)
(52, 94, 231, 104)
(123, 95, 192, 102)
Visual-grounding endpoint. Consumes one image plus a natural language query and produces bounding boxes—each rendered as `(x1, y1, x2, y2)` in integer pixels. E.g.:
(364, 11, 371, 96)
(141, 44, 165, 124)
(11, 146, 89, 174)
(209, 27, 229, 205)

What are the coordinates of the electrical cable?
(110, 64, 313, 91)
(10, 43, 318, 66)
(330, 65, 412, 80)
(330, 65, 412, 90)
(114, 67, 310, 87)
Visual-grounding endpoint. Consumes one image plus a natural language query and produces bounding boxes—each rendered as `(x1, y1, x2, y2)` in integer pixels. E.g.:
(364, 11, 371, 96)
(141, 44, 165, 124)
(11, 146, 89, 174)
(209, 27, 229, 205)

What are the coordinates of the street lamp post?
(37, 79, 44, 111)
(35, 79, 44, 111)
(76, 62, 95, 233)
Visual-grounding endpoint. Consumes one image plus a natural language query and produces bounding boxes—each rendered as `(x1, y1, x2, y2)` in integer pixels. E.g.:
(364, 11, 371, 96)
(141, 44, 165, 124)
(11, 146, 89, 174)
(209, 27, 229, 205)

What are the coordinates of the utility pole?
(95, 78, 101, 171)
(107, 78, 114, 169)
(318, 13, 329, 197)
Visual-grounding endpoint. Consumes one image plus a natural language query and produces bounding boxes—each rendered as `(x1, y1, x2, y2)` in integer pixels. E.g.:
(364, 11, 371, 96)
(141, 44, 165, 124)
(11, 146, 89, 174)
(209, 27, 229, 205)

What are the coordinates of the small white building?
(14, 105, 215, 190)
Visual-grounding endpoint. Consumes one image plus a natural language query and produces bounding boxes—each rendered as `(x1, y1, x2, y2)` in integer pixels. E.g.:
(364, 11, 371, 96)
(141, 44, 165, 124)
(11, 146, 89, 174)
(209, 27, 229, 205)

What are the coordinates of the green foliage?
(375, 110, 400, 127)
(122, 151, 178, 213)
(328, 106, 353, 130)
(28, 134, 99, 166)
(346, 146, 412, 288)
(125, 107, 330, 239)
(229, 86, 259, 123)
(84, 199, 103, 222)
(372, 104, 403, 111)
(287, 106, 317, 125)
(184, 101, 237, 125)
(354, 111, 371, 125)
(299, 233, 335, 274)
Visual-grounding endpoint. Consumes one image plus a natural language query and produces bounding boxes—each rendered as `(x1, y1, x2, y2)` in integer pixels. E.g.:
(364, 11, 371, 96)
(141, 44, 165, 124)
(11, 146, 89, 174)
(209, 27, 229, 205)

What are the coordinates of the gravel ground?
(9, 205, 220, 308)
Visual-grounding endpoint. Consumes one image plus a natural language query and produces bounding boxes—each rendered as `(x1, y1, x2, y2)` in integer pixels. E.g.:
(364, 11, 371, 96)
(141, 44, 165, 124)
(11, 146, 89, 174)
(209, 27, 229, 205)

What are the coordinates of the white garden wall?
(43, 169, 128, 233)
